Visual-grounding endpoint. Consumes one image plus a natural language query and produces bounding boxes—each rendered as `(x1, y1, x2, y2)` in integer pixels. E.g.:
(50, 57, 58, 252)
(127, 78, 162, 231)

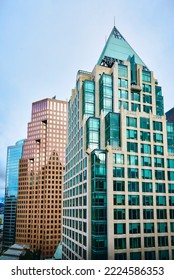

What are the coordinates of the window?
(144, 237, 155, 247)
(113, 181, 125, 192)
(113, 195, 125, 205)
(153, 133, 163, 143)
(143, 195, 153, 206)
(128, 168, 139, 178)
(168, 184, 174, 193)
(115, 253, 127, 260)
(144, 223, 154, 233)
(118, 78, 128, 88)
(130, 252, 141, 260)
(154, 157, 164, 167)
(142, 70, 151, 83)
(140, 117, 150, 129)
(119, 101, 128, 110)
(154, 145, 163, 155)
(157, 222, 168, 233)
(128, 181, 139, 192)
(118, 64, 128, 78)
(167, 159, 174, 168)
(170, 209, 174, 219)
(118, 89, 128, 99)
(113, 154, 124, 164)
(142, 84, 151, 93)
(143, 94, 152, 104)
(168, 171, 174, 181)
(159, 250, 169, 260)
(129, 223, 140, 234)
(155, 183, 165, 193)
(155, 170, 165, 180)
(128, 155, 138, 165)
(131, 103, 141, 112)
(131, 92, 140, 102)
(142, 182, 153, 192)
(130, 237, 141, 248)
(114, 238, 126, 249)
(143, 105, 152, 113)
(141, 144, 151, 154)
(169, 196, 174, 206)
(126, 129, 137, 140)
(153, 121, 163, 131)
(114, 209, 125, 220)
(129, 209, 140, 219)
(143, 209, 154, 219)
(127, 142, 138, 153)
(142, 169, 152, 179)
(114, 223, 126, 234)
(126, 117, 137, 128)
(113, 167, 124, 178)
(141, 156, 151, 166)
(158, 236, 168, 247)
(157, 209, 167, 219)
(128, 195, 139, 205)
(145, 251, 156, 260)
(170, 222, 174, 232)
(140, 131, 150, 141)
(156, 196, 166, 206)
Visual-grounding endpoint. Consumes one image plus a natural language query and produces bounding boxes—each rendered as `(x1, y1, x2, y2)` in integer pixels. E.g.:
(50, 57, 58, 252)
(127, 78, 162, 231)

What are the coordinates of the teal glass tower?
(62, 26, 174, 260)
(3, 139, 25, 248)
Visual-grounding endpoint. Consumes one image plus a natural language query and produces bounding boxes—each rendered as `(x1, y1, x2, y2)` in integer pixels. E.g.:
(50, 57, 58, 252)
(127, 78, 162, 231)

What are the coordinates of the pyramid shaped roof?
(97, 26, 148, 69)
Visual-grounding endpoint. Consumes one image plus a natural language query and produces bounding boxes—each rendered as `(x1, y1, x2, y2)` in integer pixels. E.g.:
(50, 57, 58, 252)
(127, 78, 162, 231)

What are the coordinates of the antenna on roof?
(114, 16, 116, 27)
(52, 95, 56, 99)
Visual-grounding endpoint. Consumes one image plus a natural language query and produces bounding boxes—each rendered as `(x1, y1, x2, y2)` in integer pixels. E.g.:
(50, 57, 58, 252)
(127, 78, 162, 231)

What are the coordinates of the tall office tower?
(16, 98, 68, 259)
(3, 140, 25, 249)
(62, 26, 174, 260)
(166, 107, 174, 124)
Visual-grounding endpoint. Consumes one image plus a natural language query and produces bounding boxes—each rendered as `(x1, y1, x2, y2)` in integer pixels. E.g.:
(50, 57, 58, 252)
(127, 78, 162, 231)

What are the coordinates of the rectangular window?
(143, 94, 152, 104)
(126, 129, 137, 140)
(153, 133, 163, 143)
(167, 159, 174, 168)
(118, 64, 128, 78)
(143, 209, 154, 219)
(119, 100, 128, 110)
(154, 157, 164, 167)
(114, 209, 125, 220)
(140, 117, 150, 129)
(169, 196, 174, 206)
(129, 209, 140, 219)
(128, 195, 139, 205)
(157, 222, 168, 233)
(158, 236, 168, 247)
(156, 196, 166, 206)
(168, 184, 174, 193)
(153, 121, 163, 131)
(118, 89, 128, 99)
(131, 103, 141, 112)
(113, 154, 124, 164)
(170, 222, 174, 232)
(154, 145, 164, 155)
(155, 183, 166, 193)
(128, 181, 139, 192)
(142, 169, 152, 179)
(127, 142, 138, 153)
(113, 195, 125, 205)
(140, 131, 150, 141)
(127, 155, 138, 165)
(141, 156, 151, 166)
(141, 144, 151, 154)
(142, 70, 151, 83)
(114, 223, 126, 234)
(114, 238, 126, 249)
(129, 223, 140, 234)
(143, 195, 153, 206)
(145, 251, 156, 260)
(144, 223, 154, 233)
(157, 209, 167, 219)
(118, 78, 128, 88)
(128, 168, 139, 178)
(143, 105, 152, 114)
(142, 182, 153, 192)
(155, 170, 165, 180)
(130, 237, 141, 249)
(131, 92, 140, 102)
(113, 181, 125, 192)
(168, 171, 174, 181)
(144, 237, 155, 248)
(113, 167, 124, 178)
(142, 84, 151, 93)
(130, 252, 141, 260)
(126, 117, 137, 128)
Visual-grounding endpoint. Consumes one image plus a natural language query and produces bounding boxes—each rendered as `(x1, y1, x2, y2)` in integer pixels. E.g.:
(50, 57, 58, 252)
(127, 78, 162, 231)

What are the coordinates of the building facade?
(15, 98, 68, 259)
(62, 26, 174, 260)
(3, 140, 25, 249)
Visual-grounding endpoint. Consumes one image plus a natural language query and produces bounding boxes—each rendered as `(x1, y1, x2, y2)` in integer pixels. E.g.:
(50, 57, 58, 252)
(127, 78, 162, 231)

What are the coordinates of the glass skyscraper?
(3, 139, 25, 249)
(62, 26, 174, 260)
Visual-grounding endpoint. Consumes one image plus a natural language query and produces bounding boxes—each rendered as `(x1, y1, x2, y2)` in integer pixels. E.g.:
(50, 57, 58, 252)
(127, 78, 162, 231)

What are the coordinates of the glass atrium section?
(82, 80, 95, 118)
(155, 86, 164, 116)
(91, 150, 107, 260)
(105, 112, 120, 147)
(99, 74, 113, 114)
(86, 117, 100, 150)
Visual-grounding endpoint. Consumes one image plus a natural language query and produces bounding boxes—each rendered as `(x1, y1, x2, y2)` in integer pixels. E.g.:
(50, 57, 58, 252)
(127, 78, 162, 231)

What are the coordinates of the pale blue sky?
(0, 0, 174, 198)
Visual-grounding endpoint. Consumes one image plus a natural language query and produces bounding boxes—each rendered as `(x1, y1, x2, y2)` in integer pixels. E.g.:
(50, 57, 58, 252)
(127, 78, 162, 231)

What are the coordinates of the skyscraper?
(3, 139, 25, 249)
(16, 98, 68, 259)
(62, 26, 174, 260)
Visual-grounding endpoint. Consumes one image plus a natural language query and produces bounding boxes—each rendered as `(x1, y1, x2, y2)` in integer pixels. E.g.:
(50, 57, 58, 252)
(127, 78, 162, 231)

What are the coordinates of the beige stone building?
(16, 98, 67, 259)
